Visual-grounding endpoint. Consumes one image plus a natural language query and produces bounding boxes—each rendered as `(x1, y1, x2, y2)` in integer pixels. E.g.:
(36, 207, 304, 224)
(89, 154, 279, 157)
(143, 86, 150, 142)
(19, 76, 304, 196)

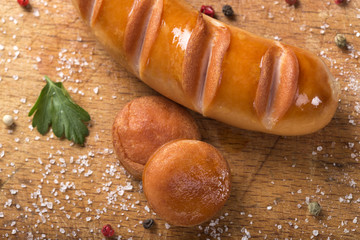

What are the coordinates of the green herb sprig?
(29, 76, 91, 144)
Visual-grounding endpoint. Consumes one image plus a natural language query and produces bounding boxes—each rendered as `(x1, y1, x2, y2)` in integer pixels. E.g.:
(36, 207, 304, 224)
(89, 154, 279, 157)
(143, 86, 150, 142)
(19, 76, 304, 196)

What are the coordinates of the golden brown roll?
(143, 139, 231, 226)
(112, 96, 200, 179)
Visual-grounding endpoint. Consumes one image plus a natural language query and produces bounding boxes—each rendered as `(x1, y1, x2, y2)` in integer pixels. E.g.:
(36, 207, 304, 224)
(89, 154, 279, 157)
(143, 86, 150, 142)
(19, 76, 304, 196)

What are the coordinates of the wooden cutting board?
(0, 0, 359, 239)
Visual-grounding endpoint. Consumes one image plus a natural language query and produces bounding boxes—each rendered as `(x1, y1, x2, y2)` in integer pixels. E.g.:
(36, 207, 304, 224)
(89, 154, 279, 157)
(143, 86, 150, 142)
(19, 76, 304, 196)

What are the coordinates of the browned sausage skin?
(73, 0, 339, 135)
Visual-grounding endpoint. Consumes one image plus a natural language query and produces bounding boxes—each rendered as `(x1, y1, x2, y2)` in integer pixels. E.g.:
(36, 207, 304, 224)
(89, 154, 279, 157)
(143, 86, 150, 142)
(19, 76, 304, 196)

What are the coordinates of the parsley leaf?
(29, 76, 91, 144)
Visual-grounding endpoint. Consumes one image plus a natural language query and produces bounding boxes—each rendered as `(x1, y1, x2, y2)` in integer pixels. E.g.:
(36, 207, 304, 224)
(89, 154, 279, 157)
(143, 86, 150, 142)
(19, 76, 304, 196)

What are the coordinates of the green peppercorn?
(222, 5, 234, 17)
(335, 34, 347, 49)
(308, 202, 321, 216)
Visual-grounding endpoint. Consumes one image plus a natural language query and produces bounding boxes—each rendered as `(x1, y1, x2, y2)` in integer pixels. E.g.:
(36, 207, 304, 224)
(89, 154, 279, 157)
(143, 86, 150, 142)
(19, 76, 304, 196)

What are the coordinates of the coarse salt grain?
(10, 189, 18, 195)
(144, 205, 150, 212)
(33, 9, 40, 17)
(93, 87, 99, 94)
(311, 96, 322, 107)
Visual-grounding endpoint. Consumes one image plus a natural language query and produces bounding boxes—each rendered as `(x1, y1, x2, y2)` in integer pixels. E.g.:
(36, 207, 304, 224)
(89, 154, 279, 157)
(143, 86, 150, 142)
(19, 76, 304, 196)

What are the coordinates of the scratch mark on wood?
(239, 136, 281, 201)
(0, 163, 26, 189)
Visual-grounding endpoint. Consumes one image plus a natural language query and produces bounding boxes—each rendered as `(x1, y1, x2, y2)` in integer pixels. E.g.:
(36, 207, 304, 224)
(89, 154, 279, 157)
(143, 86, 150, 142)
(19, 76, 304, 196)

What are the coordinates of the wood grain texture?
(0, 0, 359, 239)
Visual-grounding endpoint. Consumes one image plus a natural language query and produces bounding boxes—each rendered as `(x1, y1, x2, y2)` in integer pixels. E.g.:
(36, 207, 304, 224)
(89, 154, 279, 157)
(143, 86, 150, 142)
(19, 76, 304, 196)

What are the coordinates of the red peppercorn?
(101, 224, 114, 237)
(334, 0, 345, 4)
(200, 5, 215, 18)
(17, 0, 29, 7)
(285, 0, 297, 5)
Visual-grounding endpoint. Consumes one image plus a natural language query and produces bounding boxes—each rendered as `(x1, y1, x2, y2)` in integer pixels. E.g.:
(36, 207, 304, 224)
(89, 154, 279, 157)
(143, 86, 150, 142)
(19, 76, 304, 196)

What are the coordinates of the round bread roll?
(143, 139, 231, 227)
(112, 96, 201, 179)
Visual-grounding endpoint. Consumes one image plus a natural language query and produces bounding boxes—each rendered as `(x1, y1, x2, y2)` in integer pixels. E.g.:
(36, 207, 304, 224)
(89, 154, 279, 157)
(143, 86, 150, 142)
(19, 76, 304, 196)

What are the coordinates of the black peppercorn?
(143, 219, 155, 229)
(222, 5, 234, 17)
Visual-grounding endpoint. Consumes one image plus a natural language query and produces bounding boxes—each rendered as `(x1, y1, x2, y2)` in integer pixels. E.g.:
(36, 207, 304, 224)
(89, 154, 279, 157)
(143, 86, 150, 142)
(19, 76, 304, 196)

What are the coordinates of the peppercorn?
(334, 0, 345, 5)
(308, 202, 321, 216)
(17, 0, 29, 7)
(200, 5, 215, 18)
(285, 0, 297, 5)
(222, 5, 234, 17)
(142, 219, 155, 229)
(101, 224, 115, 237)
(335, 34, 347, 48)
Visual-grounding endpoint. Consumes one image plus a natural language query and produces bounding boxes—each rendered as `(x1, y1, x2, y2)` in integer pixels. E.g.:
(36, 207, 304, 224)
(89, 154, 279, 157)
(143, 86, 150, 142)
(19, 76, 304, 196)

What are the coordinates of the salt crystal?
(165, 223, 171, 229)
(10, 189, 18, 195)
(47, 202, 53, 209)
(144, 205, 150, 212)
(313, 230, 319, 236)
(33, 9, 40, 17)
(346, 193, 353, 200)
(311, 97, 322, 107)
(93, 87, 99, 94)
(296, 93, 309, 107)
